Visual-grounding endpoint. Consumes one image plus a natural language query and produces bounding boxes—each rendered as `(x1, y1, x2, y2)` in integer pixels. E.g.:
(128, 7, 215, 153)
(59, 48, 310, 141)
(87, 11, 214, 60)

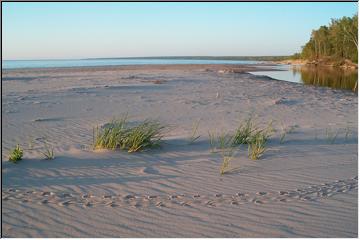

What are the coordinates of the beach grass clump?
(123, 120, 164, 152)
(279, 124, 296, 144)
(218, 132, 234, 150)
(345, 125, 351, 142)
(93, 116, 128, 150)
(27, 136, 35, 150)
(325, 128, 339, 144)
(41, 142, 55, 160)
(218, 133, 236, 175)
(248, 134, 267, 160)
(251, 121, 273, 144)
(208, 130, 235, 153)
(280, 131, 287, 144)
(8, 144, 23, 163)
(188, 119, 201, 144)
(209, 118, 274, 174)
(208, 130, 217, 153)
(93, 116, 164, 152)
(220, 153, 234, 175)
(246, 122, 273, 160)
(233, 116, 256, 145)
(233, 116, 273, 146)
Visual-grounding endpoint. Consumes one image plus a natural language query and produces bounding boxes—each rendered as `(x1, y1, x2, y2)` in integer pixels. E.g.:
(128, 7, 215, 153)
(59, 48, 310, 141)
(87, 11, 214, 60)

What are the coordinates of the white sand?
(2, 64, 358, 237)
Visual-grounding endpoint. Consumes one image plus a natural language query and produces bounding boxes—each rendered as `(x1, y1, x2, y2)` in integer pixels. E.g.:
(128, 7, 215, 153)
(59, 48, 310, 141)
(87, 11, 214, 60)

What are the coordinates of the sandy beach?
(2, 64, 358, 237)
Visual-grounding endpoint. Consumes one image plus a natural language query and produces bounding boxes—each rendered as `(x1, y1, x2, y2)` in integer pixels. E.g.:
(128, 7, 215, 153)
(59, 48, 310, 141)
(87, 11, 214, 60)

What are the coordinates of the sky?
(2, 2, 358, 60)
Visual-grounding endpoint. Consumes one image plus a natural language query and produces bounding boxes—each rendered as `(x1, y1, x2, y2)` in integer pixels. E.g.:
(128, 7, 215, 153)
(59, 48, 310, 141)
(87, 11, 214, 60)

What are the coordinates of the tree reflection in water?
(294, 66, 358, 91)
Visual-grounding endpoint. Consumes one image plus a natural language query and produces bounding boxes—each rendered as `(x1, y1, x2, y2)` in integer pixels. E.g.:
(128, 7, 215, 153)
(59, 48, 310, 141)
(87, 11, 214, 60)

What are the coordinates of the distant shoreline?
(273, 58, 358, 69)
(83, 56, 289, 61)
(2, 63, 275, 73)
(2, 58, 280, 70)
(3, 56, 290, 62)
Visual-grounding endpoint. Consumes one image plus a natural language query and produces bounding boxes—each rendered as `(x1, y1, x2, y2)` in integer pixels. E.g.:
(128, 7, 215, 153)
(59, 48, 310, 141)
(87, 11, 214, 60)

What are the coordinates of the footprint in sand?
(256, 192, 267, 196)
(41, 191, 52, 197)
(59, 193, 72, 198)
(180, 201, 191, 207)
(58, 200, 72, 206)
(106, 202, 118, 208)
(254, 200, 264, 204)
(83, 202, 92, 208)
(168, 195, 178, 200)
(156, 201, 166, 207)
(124, 194, 136, 200)
(301, 196, 314, 201)
(39, 199, 48, 204)
(82, 194, 91, 199)
(4, 177, 357, 208)
(279, 191, 288, 196)
(147, 195, 157, 200)
(236, 193, 248, 197)
(206, 200, 217, 207)
(140, 166, 159, 175)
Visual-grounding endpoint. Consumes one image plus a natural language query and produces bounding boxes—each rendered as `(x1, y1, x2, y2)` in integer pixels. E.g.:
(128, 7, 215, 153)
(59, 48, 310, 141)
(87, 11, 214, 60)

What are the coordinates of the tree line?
(293, 14, 358, 63)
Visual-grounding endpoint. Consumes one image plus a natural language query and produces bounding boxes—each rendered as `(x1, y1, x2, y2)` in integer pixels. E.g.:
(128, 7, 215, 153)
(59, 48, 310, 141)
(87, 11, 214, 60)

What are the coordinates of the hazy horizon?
(4, 55, 291, 61)
(3, 2, 358, 60)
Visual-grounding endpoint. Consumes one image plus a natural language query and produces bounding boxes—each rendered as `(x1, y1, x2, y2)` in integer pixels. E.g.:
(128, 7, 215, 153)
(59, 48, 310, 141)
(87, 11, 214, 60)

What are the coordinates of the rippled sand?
(2, 64, 358, 237)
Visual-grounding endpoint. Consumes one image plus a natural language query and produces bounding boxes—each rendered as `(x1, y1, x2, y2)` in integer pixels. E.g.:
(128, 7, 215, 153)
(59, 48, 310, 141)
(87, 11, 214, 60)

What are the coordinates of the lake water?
(250, 65, 358, 91)
(3, 59, 357, 91)
(2, 58, 259, 69)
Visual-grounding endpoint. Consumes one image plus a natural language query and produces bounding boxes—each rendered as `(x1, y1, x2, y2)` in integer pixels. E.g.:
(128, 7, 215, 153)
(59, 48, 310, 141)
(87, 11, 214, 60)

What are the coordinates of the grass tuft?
(123, 120, 164, 152)
(246, 121, 273, 160)
(248, 135, 266, 160)
(9, 144, 23, 163)
(188, 119, 201, 144)
(27, 136, 35, 150)
(93, 116, 164, 153)
(93, 116, 128, 150)
(345, 125, 351, 142)
(279, 124, 296, 144)
(233, 116, 256, 145)
(218, 133, 236, 175)
(233, 116, 273, 146)
(325, 128, 339, 144)
(41, 142, 55, 160)
(208, 130, 217, 153)
(218, 132, 234, 149)
(220, 154, 234, 175)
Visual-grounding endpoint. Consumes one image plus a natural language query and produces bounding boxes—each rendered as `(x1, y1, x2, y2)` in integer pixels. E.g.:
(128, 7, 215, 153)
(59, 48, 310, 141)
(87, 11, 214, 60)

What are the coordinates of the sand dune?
(2, 64, 358, 237)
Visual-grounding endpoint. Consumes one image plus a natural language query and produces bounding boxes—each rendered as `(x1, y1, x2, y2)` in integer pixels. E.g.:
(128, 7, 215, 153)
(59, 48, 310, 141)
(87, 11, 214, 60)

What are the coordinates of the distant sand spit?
(2, 64, 358, 237)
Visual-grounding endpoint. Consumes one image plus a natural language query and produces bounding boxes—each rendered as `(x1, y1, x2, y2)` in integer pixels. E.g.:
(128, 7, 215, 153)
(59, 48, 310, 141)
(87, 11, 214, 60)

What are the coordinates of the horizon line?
(3, 55, 290, 61)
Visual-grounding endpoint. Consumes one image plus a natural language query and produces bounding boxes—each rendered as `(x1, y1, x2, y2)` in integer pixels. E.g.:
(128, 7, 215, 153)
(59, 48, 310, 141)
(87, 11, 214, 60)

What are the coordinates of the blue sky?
(3, 2, 358, 60)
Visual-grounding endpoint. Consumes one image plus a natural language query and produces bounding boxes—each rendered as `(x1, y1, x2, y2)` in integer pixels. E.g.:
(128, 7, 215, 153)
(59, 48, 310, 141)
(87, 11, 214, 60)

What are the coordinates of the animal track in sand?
(3, 177, 357, 209)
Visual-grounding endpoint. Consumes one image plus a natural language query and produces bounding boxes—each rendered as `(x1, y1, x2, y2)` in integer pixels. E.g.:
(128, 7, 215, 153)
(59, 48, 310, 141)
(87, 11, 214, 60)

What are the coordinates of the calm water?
(2, 58, 259, 69)
(3, 59, 357, 91)
(250, 65, 358, 91)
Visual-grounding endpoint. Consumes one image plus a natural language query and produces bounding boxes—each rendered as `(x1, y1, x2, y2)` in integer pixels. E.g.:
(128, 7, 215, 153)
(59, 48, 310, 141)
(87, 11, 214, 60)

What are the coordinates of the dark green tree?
(298, 14, 358, 63)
